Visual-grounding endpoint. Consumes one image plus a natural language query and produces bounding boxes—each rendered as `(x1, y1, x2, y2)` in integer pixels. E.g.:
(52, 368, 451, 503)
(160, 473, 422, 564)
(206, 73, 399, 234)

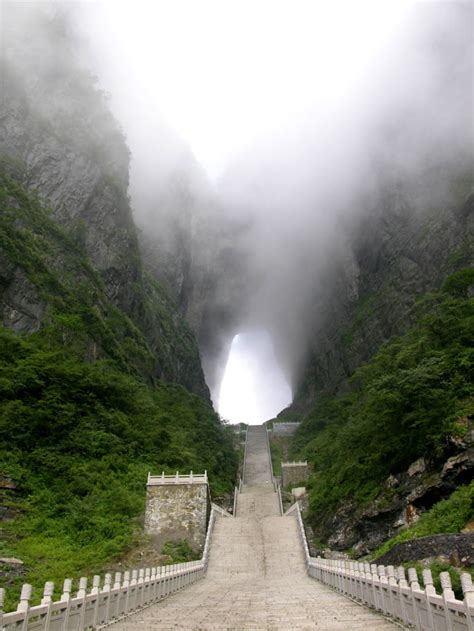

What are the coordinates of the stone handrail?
(276, 481, 283, 516)
(211, 503, 233, 519)
(0, 506, 221, 630)
(233, 478, 242, 516)
(242, 428, 249, 484)
(285, 502, 310, 565)
(147, 471, 208, 485)
(264, 425, 275, 482)
(285, 502, 474, 629)
(264, 427, 284, 516)
(281, 460, 308, 467)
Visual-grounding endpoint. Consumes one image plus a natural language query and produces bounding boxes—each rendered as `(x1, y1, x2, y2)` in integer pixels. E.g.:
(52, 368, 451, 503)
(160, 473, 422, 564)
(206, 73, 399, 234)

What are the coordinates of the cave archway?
(217, 330, 292, 425)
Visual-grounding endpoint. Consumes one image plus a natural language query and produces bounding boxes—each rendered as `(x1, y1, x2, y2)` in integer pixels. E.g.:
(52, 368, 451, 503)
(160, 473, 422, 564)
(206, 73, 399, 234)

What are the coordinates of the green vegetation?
(161, 540, 201, 564)
(293, 272, 474, 525)
(373, 481, 474, 559)
(270, 439, 284, 476)
(0, 171, 237, 610)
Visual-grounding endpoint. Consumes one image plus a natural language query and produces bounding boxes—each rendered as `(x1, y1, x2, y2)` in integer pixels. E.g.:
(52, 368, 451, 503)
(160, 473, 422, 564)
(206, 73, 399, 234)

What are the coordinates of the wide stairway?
(110, 426, 397, 630)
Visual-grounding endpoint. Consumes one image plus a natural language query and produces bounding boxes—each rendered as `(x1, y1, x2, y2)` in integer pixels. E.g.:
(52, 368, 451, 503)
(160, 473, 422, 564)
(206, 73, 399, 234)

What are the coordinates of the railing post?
(138, 569, 145, 607)
(408, 568, 422, 630)
(123, 571, 131, 614)
(60, 578, 72, 631)
(17, 583, 32, 631)
(41, 580, 55, 629)
(113, 572, 122, 619)
(0, 587, 4, 629)
(440, 571, 455, 631)
(130, 569, 138, 611)
(103, 572, 112, 622)
(76, 577, 88, 630)
(91, 575, 101, 627)
(370, 564, 379, 610)
(422, 569, 436, 630)
(461, 573, 474, 631)
(378, 565, 387, 614)
(386, 566, 397, 618)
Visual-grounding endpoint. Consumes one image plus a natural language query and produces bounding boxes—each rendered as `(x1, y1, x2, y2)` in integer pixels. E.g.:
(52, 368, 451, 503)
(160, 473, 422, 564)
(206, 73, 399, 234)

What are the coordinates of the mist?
(2, 1, 472, 423)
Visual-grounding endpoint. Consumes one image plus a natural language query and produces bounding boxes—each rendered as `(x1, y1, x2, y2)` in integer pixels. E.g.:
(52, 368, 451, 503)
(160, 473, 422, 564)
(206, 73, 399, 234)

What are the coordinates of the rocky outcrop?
(318, 428, 474, 555)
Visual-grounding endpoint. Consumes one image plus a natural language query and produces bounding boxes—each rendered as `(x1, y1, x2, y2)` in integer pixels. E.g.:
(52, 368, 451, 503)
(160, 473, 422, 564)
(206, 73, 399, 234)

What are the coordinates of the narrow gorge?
(0, 1, 473, 625)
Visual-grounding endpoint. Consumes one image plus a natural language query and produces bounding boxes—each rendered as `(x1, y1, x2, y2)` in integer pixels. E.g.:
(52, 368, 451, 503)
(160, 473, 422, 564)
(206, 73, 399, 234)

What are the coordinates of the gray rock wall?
(0, 8, 209, 397)
(145, 483, 210, 552)
(374, 532, 474, 567)
(281, 462, 310, 489)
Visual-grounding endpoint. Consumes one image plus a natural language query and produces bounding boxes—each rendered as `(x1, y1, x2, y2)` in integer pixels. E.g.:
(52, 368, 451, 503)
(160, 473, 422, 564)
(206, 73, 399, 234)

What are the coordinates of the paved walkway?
(109, 426, 398, 630)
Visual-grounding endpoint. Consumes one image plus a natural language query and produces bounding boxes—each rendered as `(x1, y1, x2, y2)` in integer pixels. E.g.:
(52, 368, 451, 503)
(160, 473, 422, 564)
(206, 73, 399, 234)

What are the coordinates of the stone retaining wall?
(374, 532, 474, 567)
(145, 482, 210, 552)
(281, 462, 310, 489)
(271, 423, 300, 436)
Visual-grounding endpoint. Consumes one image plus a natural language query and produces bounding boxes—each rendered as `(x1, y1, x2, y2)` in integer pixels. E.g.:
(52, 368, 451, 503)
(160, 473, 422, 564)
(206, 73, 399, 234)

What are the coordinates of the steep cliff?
(0, 7, 238, 606)
(0, 7, 208, 396)
(294, 174, 474, 407)
(289, 177, 474, 554)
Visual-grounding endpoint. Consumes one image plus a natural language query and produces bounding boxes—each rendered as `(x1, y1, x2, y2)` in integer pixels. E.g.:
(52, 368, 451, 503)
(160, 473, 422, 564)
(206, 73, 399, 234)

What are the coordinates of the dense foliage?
(292, 271, 474, 523)
(0, 170, 237, 607)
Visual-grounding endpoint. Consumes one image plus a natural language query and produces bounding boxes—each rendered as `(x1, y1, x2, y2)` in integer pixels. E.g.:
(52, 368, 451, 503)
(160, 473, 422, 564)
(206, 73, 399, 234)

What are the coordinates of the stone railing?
(147, 470, 208, 485)
(242, 429, 249, 484)
(0, 506, 220, 630)
(265, 426, 283, 515)
(286, 501, 474, 630)
(285, 502, 310, 564)
(275, 481, 283, 516)
(264, 425, 274, 480)
(210, 502, 233, 519)
(281, 460, 308, 467)
(233, 478, 242, 516)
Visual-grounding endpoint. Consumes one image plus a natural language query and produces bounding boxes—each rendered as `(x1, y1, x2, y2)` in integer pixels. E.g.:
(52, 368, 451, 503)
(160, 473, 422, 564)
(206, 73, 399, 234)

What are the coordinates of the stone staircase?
(108, 426, 397, 630)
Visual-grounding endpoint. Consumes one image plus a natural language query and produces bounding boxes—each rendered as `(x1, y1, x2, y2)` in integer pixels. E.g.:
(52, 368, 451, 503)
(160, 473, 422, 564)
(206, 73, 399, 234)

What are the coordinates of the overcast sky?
(78, 0, 415, 179)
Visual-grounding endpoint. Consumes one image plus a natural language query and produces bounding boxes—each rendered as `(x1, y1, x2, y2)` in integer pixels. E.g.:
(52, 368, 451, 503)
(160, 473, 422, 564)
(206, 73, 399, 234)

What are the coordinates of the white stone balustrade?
(285, 500, 474, 631)
(147, 470, 208, 485)
(0, 505, 222, 631)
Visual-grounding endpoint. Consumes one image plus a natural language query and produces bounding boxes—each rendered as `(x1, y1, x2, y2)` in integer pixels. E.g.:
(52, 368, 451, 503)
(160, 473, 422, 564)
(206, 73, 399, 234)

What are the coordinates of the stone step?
(107, 426, 398, 630)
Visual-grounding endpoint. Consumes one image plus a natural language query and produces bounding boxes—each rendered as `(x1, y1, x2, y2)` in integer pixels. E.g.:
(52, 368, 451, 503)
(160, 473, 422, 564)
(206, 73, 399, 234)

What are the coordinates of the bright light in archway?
(218, 331, 292, 425)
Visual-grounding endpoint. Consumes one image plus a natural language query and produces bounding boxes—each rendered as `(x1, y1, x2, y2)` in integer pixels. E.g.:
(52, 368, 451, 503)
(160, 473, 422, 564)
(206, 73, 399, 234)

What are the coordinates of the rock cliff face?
(136, 162, 252, 403)
(323, 432, 474, 555)
(293, 177, 474, 409)
(287, 177, 474, 553)
(0, 8, 208, 396)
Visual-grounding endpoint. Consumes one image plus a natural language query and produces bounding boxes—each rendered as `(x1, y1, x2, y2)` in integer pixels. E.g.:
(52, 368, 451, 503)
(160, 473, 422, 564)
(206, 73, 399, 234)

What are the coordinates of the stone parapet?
(281, 461, 310, 488)
(271, 422, 301, 436)
(145, 471, 210, 551)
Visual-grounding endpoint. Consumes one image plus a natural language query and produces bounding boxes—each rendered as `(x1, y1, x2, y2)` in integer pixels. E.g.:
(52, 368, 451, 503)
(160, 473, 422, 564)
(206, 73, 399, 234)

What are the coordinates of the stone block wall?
(145, 482, 210, 552)
(272, 422, 301, 436)
(281, 461, 310, 489)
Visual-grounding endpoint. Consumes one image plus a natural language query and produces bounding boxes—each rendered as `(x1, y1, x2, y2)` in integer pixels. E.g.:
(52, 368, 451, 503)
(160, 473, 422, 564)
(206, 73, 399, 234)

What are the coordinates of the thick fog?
(2, 1, 472, 423)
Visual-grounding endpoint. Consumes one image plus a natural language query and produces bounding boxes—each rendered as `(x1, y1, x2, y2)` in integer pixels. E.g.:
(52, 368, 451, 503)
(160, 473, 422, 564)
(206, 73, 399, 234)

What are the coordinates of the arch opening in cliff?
(218, 330, 292, 425)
